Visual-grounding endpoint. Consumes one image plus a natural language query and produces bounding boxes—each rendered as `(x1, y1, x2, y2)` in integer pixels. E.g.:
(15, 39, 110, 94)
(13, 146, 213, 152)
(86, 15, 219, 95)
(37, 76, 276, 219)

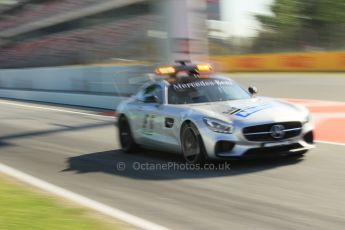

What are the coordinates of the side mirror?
(248, 86, 258, 95)
(144, 95, 160, 104)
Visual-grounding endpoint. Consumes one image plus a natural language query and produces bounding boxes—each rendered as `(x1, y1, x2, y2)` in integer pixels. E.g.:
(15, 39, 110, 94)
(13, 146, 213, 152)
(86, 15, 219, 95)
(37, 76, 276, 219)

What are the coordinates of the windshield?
(168, 78, 251, 104)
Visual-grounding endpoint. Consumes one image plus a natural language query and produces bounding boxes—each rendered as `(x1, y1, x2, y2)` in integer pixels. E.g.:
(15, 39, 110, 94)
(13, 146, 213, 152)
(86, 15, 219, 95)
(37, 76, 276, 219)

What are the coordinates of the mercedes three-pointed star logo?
(270, 124, 285, 139)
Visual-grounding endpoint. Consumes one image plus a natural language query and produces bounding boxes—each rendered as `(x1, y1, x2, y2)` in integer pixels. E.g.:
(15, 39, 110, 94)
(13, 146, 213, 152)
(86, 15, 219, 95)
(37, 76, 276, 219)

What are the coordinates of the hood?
(180, 97, 309, 125)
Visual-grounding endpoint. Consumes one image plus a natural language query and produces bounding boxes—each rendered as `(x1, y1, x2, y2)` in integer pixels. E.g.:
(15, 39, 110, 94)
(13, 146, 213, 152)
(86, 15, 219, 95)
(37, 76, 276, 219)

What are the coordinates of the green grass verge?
(0, 175, 126, 230)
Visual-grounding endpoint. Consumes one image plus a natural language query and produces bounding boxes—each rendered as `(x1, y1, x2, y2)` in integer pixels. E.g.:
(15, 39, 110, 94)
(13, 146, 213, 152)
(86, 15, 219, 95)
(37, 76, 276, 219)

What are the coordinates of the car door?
(140, 84, 182, 152)
(136, 84, 164, 147)
(153, 104, 184, 153)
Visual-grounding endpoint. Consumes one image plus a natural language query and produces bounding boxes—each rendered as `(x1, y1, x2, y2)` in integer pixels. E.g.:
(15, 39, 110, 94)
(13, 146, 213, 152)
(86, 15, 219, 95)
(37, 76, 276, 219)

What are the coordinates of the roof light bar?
(155, 66, 176, 75)
(196, 64, 213, 72)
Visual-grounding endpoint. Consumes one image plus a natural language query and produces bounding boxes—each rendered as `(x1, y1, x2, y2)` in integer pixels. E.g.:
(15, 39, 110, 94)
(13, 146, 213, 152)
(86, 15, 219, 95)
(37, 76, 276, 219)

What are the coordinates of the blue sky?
(220, 0, 273, 37)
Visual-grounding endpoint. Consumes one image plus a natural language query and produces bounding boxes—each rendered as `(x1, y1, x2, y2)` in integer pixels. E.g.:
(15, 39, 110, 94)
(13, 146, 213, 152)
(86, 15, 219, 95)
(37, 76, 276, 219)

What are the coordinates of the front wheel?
(180, 122, 207, 164)
(118, 116, 138, 153)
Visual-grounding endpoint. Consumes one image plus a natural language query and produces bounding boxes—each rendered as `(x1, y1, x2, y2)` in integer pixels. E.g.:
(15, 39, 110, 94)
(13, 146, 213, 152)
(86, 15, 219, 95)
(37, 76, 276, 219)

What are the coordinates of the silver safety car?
(117, 61, 315, 163)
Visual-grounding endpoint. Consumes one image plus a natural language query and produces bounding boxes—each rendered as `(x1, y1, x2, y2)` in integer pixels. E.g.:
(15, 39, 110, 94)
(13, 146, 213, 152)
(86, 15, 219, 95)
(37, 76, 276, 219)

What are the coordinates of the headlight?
(303, 113, 311, 124)
(203, 117, 234, 134)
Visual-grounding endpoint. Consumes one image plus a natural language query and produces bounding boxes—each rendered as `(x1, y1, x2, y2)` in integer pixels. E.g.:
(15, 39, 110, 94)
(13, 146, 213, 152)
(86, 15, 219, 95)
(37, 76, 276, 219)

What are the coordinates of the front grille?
(243, 122, 302, 142)
(215, 141, 235, 156)
(303, 131, 314, 144)
(243, 143, 304, 158)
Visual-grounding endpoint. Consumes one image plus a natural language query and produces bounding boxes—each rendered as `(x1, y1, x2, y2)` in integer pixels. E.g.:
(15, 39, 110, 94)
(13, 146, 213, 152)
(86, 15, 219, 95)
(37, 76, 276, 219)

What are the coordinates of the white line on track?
(0, 163, 170, 230)
(316, 141, 345, 147)
(0, 100, 115, 119)
(285, 98, 345, 106)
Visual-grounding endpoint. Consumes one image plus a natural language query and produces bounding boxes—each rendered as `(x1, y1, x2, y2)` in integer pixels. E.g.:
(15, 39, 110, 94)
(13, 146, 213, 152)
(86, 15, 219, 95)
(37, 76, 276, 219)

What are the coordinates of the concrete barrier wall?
(0, 65, 152, 109)
(0, 89, 124, 109)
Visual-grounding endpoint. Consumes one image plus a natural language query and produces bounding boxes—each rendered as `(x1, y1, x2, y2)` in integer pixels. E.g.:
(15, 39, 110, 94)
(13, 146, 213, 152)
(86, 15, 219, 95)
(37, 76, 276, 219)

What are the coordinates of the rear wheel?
(118, 116, 138, 153)
(181, 122, 207, 164)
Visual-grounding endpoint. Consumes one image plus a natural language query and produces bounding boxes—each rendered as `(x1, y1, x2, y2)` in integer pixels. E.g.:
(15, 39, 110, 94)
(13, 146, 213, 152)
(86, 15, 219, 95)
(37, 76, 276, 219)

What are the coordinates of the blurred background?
(0, 0, 163, 68)
(210, 0, 345, 55)
(0, 0, 343, 68)
(0, 2, 344, 230)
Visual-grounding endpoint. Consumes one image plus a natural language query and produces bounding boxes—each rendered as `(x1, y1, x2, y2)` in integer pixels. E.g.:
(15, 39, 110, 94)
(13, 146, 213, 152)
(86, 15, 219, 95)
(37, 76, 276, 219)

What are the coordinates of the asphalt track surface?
(0, 73, 345, 230)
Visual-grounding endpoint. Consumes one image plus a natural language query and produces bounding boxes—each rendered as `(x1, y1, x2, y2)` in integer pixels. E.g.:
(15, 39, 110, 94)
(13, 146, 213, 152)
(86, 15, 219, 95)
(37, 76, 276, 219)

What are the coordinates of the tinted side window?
(135, 89, 145, 101)
(137, 84, 163, 102)
(152, 85, 163, 103)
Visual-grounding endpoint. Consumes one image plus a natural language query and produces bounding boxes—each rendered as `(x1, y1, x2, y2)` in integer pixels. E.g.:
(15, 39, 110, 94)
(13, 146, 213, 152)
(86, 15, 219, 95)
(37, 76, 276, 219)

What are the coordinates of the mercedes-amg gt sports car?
(117, 61, 315, 163)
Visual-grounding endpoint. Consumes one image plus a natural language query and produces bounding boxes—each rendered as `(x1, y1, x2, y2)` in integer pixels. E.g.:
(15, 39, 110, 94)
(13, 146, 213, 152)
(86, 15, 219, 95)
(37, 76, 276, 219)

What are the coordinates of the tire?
(118, 116, 138, 153)
(180, 122, 208, 164)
